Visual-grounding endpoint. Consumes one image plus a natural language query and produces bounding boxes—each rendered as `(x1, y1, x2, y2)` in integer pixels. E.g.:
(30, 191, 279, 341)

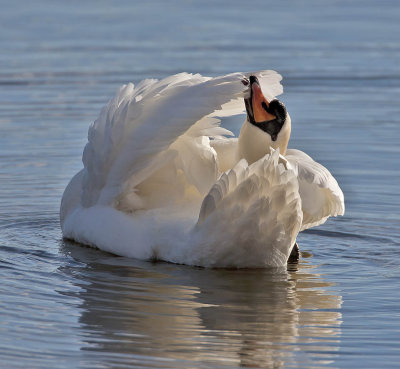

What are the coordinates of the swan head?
(238, 75, 291, 163)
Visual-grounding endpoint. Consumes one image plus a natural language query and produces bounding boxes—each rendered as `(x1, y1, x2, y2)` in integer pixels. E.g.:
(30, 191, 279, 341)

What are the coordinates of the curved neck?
(238, 115, 291, 164)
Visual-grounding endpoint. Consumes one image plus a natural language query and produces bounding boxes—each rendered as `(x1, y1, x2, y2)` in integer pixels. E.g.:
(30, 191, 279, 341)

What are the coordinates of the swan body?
(60, 70, 344, 268)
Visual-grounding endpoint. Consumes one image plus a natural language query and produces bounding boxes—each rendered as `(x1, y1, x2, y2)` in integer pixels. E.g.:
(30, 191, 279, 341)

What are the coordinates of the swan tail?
(60, 169, 85, 230)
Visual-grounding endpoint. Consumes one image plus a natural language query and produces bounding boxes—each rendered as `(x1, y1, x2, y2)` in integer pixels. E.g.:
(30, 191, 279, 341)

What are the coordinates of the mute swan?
(60, 70, 344, 268)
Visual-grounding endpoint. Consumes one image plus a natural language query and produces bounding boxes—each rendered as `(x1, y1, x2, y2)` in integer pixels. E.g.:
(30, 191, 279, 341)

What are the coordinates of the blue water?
(1, 1, 400, 368)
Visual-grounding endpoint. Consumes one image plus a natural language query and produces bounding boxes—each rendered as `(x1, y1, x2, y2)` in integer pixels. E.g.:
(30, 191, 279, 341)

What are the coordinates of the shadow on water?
(59, 240, 343, 369)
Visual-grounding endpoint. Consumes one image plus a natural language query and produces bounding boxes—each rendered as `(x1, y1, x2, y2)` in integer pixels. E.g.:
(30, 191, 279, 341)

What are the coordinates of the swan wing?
(210, 137, 239, 173)
(81, 71, 283, 208)
(285, 149, 345, 231)
(194, 149, 302, 267)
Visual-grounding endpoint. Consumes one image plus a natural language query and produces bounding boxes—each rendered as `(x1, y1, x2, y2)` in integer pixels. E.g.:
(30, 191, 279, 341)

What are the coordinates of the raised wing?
(195, 149, 302, 267)
(81, 71, 283, 207)
(285, 149, 345, 231)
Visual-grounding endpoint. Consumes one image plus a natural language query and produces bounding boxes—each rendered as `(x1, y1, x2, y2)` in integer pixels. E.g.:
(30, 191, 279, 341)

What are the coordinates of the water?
(1, 0, 399, 368)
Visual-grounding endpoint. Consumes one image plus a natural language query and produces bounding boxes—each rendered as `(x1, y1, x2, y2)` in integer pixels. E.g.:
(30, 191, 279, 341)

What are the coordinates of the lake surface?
(1, 0, 400, 368)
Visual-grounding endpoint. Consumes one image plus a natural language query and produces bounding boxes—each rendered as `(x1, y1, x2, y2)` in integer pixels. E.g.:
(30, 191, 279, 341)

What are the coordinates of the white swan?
(60, 70, 344, 268)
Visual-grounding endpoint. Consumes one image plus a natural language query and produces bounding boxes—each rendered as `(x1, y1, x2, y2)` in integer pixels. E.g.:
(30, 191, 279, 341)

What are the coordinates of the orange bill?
(252, 83, 276, 122)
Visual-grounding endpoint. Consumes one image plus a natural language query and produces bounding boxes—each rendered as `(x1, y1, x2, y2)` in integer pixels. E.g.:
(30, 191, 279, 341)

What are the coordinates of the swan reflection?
(61, 241, 342, 369)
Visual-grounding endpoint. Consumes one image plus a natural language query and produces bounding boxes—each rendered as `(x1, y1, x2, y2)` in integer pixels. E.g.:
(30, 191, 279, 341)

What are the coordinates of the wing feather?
(81, 71, 283, 207)
(195, 150, 302, 267)
(285, 149, 345, 231)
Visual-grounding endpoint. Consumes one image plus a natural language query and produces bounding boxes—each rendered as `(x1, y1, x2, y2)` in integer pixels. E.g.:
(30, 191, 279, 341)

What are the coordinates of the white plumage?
(60, 70, 344, 268)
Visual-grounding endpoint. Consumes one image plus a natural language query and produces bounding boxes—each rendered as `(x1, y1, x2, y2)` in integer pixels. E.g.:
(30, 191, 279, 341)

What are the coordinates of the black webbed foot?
(288, 242, 300, 264)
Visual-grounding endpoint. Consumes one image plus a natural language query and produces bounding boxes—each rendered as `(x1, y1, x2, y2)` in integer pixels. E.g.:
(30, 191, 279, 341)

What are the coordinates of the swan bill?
(244, 75, 287, 142)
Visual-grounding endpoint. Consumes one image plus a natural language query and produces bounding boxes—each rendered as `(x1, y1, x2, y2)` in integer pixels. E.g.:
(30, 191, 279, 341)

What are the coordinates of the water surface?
(1, 1, 400, 368)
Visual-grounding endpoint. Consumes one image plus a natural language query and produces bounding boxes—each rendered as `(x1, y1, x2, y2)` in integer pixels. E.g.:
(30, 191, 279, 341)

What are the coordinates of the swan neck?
(238, 115, 291, 164)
